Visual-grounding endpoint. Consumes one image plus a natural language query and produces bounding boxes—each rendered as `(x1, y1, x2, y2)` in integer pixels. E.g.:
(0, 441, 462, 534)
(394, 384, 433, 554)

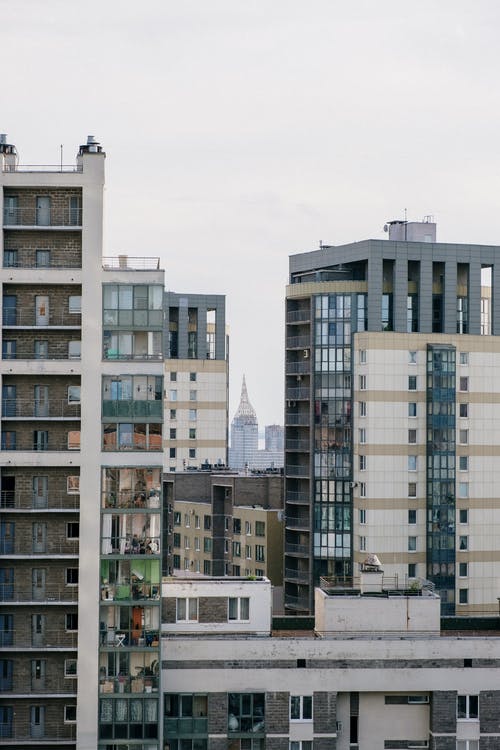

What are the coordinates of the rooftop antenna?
(319, 240, 322, 249)
(404, 207, 408, 240)
(60, 144, 63, 172)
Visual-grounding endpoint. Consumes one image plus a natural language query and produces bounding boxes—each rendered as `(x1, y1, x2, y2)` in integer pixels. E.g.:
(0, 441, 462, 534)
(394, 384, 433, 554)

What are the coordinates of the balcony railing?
(3, 207, 82, 227)
(164, 717, 208, 734)
(284, 567, 309, 582)
(0, 492, 79, 510)
(285, 465, 309, 477)
(285, 543, 310, 555)
(286, 387, 310, 400)
(286, 309, 311, 323)
(2, 400, 81, 419)
(285, 439, 310, 451)
(102, 490, 161, 510)
(3, 163, 83, 173)
(101, 627, 160, 648)
(0, 629, 78, 648)
(3, 257, 82, 270)
(0, 540, 78, 556)
(0, 726, 77, 743)
(285, 413, 310, 426)
(102, 400, 162, 419)
(285, 491, 310, 504)
(285, 361, 310, 374)
(2, 348, 80, 361)
(285, 516, 310, 529)
(284, 594, 310, 611)
(2, 310, 81, 327)
(101, 535, 161, 556)
(286, 335, 310, 349)
(99, 674, 159, 694)
(0, 439, 80, 452)
(0, 585, 79, 602)
(2, 679, 77, 695)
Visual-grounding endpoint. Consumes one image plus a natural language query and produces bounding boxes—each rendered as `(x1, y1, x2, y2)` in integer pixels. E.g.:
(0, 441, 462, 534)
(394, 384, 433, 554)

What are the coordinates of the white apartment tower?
(284, 220, 500, 616)
(0, 136, 164, 749)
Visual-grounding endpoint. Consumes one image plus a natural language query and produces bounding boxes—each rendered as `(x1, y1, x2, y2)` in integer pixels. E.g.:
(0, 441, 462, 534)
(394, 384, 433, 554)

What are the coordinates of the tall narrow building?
(284, 220, 500, 615)
(229, 375, 258, 469)
(0, 135, 164, 749)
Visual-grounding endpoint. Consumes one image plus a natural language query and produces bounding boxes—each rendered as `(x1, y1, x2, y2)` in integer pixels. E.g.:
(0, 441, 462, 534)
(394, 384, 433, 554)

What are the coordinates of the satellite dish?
(383, 224, 389, 233)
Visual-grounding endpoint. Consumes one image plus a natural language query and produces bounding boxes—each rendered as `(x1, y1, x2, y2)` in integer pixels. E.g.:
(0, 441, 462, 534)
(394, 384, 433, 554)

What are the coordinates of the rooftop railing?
(102, 256, 161, 271)
(3, 163, 83, 173)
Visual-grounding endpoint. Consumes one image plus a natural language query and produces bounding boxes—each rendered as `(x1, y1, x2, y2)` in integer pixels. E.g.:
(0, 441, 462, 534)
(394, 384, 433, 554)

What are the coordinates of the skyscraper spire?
(233, 374, 258, 424)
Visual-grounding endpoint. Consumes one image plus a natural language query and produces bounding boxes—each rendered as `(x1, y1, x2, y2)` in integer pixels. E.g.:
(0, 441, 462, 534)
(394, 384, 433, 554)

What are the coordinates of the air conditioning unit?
(336, 720, 343, 734)
(303, 349, 309, 358)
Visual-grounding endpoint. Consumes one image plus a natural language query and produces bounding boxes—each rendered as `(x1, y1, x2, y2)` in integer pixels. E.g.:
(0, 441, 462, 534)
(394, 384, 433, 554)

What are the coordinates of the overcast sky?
(2, 1, 500, 425)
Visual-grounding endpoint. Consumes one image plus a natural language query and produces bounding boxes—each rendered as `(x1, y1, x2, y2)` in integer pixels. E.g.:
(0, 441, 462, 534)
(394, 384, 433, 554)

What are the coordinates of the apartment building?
(160, 573, 500, 750)
(284, 220, 500, 615)
(163, 471, 284, 583)
(164, 292, 228, 472)
(0, 135, 164, 749)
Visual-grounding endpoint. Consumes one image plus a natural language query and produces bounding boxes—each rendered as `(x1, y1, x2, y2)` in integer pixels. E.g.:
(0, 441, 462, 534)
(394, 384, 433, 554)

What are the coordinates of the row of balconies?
(2, 310, 81, 327)
(0, 492, 79, 511)
(0, 629, 77, 649)
(1, 399, 80, 419)
(0, 541, 78, 557)
(0, 584, 78, 603)
(0, 725, 76, 744)
(3, 206, 82, 228)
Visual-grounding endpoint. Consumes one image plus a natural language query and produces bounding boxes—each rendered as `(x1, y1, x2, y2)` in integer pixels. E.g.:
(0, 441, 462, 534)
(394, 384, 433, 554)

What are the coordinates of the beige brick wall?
(4, 230, 82, 268)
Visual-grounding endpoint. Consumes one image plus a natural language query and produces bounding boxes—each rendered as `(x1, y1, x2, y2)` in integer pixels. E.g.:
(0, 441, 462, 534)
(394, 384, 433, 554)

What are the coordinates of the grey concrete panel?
(468, 259, 481, 335)
(367, 250, 383, 331)
(394, 253, 408, 332)
(493, 263, 500, 335)
(419, 257, 433, 333)
(443, 260, 458, 334)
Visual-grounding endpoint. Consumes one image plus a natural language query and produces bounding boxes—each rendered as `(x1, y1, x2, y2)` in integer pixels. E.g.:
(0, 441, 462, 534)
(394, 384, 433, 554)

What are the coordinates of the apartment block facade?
(284, 221, 500, 615)
(164, 292, 228, 472)
(163, 471, 284, 583)
(0, 136, 164, 749)
(160, 575, 500, 750)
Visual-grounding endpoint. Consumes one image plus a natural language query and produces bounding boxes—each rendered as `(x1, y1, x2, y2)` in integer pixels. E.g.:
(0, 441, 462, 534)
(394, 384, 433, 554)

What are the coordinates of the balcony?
(285, 360, 310, 374)
(285, 491, 310, 504)
(2, 679, 77, 696)
(0, 492, 79, 511)
(284, 594, 310, 611)
(0, 438, 80, 452)
(0, 540, 78, 557)
(102, 400, 162, 419)
(102, 256, 161, 271)
(99, 674, 159, 694)
(164, 717, 208, 734)
(286, 309, 310, 323)
(286, 335, 310, 349)
(102, 490, 161, 510)
(0, 726, 77, 744)
(285, 439, 310, 451)
(101, 628, 160, 649)
(285, 465, 309, 478)
(285, 516, 310, 530)
(2, 310, 81, 328)
(101, 535, 161, 556)
(285, 542, 310, 556)
(2, 400, 80, 419)
(285, 413, 310, 426)
(2, 346, 81, 361)
(0, 585, 79, 603)
(284, 567, 309, 583)
(286, 387, 310, 400)
(0, 629, 77, 649)
(3, 206, 81, 228)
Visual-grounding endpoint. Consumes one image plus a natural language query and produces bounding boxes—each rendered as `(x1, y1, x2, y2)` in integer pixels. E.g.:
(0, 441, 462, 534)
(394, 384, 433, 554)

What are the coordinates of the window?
(67, 476, 79, 494)
(190, 372, 197, 382)
(408, 509, 417, 524)
(65, 613, 78, 631)
(255, 545, 265, 562)
(457, 695, 478, 719)
(290, 742, 312, 750)
(184, 536, 190, 550)
(460, 376, 469, 392)
(2, 340, 16, 359)
(184, 558, 190, 571)
(408, 456, 417, 471)
(408, 429, 417, 444)
(170, 409, 177, 420)
(170, 389, 178, 401)
(170, 372, 177, 381)
(170, 428, 177, 439)
(233, 518, 241, 534)
(359, 401, 366, 417)
(35, 249, 50, 267)
(459, 509, 468, 524)
(185, 514, 190, 528)
(67, 386, 80, 404)
(290, 695, 313, 721)
(189, 390, 197, 401)
(408, 482, 417, 498)
(68, 340, 81, 359)
(227, 693, 265, 734)
(359, 455, 366, 471)
(64, 659, 77, 677)
(457, 741, 479, 750)
(1, 431, 16, 450)
(408, 563, 416, 578)
(4, 249, 18, 268)
(255, 521, 265, 537)
(169, 448, 176, 459)
(408, 402, 417, 417)
(255, 569, 264, 577)
(408, 536, 417, 552)
(68, 296, 81, 314)
(245, 521, 252, 535)
(408, 375, 417, 391)
(189, 409, 197, 420)
(359, 375, 367, 390)
(68, 430, 80, 450)
(459, 562, 468, 577)
(459, 456, 468, 471)
(66, 522, 79, 539)
(459, 429, 468, 445)
(189, 448, 196, 459)
(194, 537, 200, 552)
(203, 537, 212, 553)
(176, 598, 198, 622)
(173, 533, 181, 549)
(66, 568, 78, 586)
(459, 403, 468, 418)
(359, 428, 366, 444)
(64, 705, 77, 723)
(189, 428, 196, 439)
(359, 509, 366, 524)
(408, 350, 417, 364)
(459, 536, 468, 551)
(228, 597, 249, 621)
(173, 554, 181, 569)
(360, 482, 366, 497)
(459, 352, 469, 365)
(174, 512, 181, 526)
(245, 545, 252, 559)
(195, 515, 200, 529)
(359, 349, 366, 363)
(232, 541, 241, 557)
(459, 482, 469, 498)
(359, 536, 366, 552)
(204, 515, 211, 530)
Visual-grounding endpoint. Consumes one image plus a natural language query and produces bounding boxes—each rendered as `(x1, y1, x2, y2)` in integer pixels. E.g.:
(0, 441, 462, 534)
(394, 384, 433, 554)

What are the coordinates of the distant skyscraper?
(265, 424, 284, 452)
(229, 375, 258, 469)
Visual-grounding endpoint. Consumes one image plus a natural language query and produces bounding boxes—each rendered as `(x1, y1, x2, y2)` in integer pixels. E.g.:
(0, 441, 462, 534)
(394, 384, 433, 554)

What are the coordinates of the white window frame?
(290, 695, 313, 722)
(64, 704, 77, 723)
(228, 596, 249, 622)
(64, 659, 77, 678)
(68, 296, 81, 314)
(67, 386, 81, 404)
(457, 694, 479, 720)
(176, 597, 198, 622)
